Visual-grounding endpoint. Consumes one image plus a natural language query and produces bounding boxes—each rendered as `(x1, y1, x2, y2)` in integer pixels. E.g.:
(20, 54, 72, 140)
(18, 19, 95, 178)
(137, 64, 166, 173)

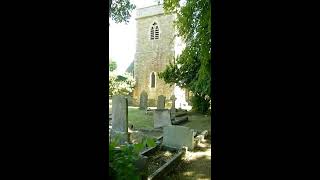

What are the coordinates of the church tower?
(133, 4, 176, 105)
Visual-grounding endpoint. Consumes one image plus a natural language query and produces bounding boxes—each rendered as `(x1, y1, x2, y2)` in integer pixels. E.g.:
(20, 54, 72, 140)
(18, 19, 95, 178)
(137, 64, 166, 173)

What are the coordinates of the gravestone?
(153, 109, 172, 128)
(111, 96, 129, 144)
(163, 125, 195, 150)
(139, 91, 148, 110)
(157, 95, 166, 109)
(125, 95, 133, 106)
(170, 95, 176, 118)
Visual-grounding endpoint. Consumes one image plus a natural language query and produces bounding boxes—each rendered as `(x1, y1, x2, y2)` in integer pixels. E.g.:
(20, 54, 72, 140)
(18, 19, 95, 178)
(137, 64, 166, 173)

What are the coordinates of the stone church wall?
(133, 5, 176, 104)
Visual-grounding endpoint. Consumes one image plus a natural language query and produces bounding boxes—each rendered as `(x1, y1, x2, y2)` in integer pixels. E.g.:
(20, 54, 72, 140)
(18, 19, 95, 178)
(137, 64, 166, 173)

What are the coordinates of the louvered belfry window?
(155, 26, 159, 39)
(150, 22, 159, 40)
(150, 27, 154, 40)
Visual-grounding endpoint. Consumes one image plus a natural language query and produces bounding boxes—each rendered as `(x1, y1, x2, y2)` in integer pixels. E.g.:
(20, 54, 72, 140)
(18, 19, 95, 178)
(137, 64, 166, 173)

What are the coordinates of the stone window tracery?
(150, 22, 159, 40)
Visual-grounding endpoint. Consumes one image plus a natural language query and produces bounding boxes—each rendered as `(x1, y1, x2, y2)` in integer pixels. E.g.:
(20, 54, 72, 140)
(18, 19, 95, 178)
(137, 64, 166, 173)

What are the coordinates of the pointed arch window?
(151, 72, 156, 88)
(150, 22, 160, 40)
(150, 27, 154, 40)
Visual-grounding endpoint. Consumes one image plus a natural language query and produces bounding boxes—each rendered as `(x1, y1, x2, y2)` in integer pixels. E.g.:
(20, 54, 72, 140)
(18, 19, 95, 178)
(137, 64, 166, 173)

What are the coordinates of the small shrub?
(191, 94, 210, 114)
(109, 135, 156, 179)
(109, 72, 135, 96)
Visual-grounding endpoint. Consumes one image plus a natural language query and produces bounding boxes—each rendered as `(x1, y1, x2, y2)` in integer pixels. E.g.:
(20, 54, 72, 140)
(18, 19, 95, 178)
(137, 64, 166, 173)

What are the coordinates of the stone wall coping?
(136, 4, 165, 19)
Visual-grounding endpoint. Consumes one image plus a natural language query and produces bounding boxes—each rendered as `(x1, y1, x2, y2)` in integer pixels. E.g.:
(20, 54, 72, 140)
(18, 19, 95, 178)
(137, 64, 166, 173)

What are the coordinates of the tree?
(109, 72, 135, 96)
(109, 0, 136, 24)
(159, 0, 211, 112)
(109, 59, 117, 71)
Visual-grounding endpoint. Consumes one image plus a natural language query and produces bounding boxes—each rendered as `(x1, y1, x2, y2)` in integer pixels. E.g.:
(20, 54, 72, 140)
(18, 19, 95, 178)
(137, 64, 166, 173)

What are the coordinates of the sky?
(109, 0, 159, 75)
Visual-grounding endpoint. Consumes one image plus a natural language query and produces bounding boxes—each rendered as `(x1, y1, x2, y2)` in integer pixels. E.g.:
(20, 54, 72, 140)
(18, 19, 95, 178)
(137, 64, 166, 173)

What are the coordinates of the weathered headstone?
(170, 95, 176, 118)
(172, 116, 188, 125)
(157, 95, 166, 109)
(139, 91, 148, 110)
(111, 96, 129, 143)
(163, 125, 195, 150)
(153, 109, 172, 128)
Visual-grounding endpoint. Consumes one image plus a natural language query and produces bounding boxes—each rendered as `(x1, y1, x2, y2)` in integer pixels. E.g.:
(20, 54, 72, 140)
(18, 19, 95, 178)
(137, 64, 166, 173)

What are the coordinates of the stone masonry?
(133, 4, 176, 102)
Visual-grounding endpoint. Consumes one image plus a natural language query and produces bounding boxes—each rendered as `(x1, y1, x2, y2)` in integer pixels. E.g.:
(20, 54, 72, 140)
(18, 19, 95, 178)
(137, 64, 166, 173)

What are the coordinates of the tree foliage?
(109, 72, 135, 96)
(191, 94, 210, 114)
(109, 0, 136, 24)
(159, 0, 211, 112)
(109, 59, 118, 72)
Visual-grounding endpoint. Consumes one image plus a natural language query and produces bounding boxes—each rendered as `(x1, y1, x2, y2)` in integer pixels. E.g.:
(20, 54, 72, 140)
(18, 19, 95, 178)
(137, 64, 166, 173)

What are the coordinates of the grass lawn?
(127, 107, 211, 133)
(182, 112, 211, 133)
(128, 106, 153, 130)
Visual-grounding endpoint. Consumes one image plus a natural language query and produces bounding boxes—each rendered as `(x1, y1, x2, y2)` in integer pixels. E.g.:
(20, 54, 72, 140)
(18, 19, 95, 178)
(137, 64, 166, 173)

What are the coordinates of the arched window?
(150, 22, 160, 40)
(151, 72, 156, 88)
(150, 27, 154, 40)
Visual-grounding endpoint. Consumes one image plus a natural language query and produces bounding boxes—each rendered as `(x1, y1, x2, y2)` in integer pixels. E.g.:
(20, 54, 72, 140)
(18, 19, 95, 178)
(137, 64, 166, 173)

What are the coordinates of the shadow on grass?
(164, 155, 211, 180)
(194, 138, 211, 152)
(173, 120, 190, 126)
(163, 136, 212, 179)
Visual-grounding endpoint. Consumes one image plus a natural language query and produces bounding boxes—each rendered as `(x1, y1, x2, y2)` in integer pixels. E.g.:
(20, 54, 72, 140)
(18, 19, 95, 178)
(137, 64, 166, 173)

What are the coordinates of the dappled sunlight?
(128, 106, 139, 109)
(167, 154, 211, 179)
(164, 151, 173, 157)
(197, 141, 209, 148)
(183, 171, 195, 176)
(172, 169, 210, 180)
(186, 149, 211, 161)
(166, 135, 212, 179)
(197, 177, 210, 180)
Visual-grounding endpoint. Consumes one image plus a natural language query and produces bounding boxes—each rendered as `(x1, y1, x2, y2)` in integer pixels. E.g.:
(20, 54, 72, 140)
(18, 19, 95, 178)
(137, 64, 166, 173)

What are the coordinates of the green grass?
(127, 107, 211, 133)
(182, 112, 211, 133)
(128, 107, 153, 130)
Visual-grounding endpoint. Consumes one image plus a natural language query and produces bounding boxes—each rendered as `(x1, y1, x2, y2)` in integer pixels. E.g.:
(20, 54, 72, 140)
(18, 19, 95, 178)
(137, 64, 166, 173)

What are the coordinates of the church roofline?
(135, 4, 166, 19)
(136, 4, 164, 11)
(135, 13, 165, 20)
(125, 61, 134, 73)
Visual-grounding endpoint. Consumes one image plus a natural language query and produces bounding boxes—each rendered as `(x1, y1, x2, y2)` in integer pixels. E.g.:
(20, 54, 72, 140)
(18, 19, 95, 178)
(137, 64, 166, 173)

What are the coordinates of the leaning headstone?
(163, 125, 195, 150)
(172, 116, 188, 125)
(157, 95, 166, 109)
(111, 96, 128, 144)
(139, 91, 148, 110)
(153, 109, 172, 128)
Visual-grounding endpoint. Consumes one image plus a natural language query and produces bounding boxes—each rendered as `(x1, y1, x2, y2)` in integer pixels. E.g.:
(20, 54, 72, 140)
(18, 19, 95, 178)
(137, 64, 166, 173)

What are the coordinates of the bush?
(109, 72, 135, 96)
(109, 136, 156, 179)
(191, 94, 210, 114)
